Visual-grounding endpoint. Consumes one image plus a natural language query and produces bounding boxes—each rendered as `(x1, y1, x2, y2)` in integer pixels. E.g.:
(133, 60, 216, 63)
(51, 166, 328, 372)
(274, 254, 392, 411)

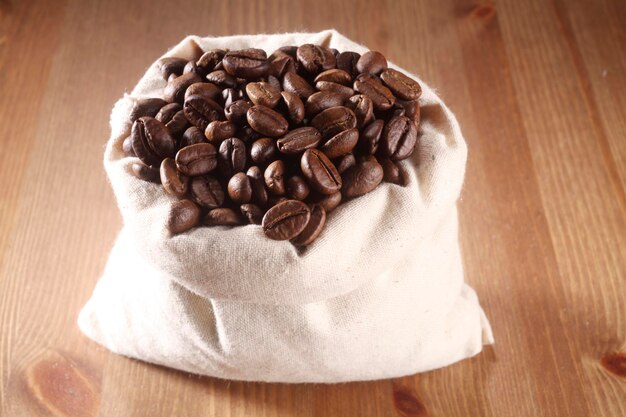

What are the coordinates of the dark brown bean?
(381, 116, 418, 161)
(321, 128, 358, 159)
(183, 95, 223, 131)
(247, 166, 269, 206)
(336, 153, 356, 174)
(227, 172, 253, 204)
(160, 157, 189, 197)
(336, 51, 361, 78)
(301, 149, 342, 195)
(359, 119, 385, 155)
(206, 70, 238, 88)
(276, 127, 321, 154)
(130, 98, 167, 122)
(314, 69, 352, 86)
(278, 45, 298, 58)
(396, 99, 420, 123)
(130, 162, 161, 183)
(164, 72, 202, 104)
(175, 143, 217, 176)
(204, 207, 242, 226)
(184, 82, 222, 102)
(122, 135, 135, 156)
(315, 81, 355, 100)
(305, 91, 345, 117)
(267, 75, 282, 92)
(310, 191, 341, 213)
(247, 105, 289, 137)
(310, 106, 357, 140)
(204, 120, 237, 144)
(155, 103, 188, 136)
(380, 68, 422, 100)
(197, 49, 227, 74)
(183, 60, 200, 76)
(356, 51, 388, 75)
(250, 138, 277, 165)
(380, 158, 403, 185)
(239, 125, 261, 144)
(190, 175, 224, 209)
(286, 175, 310, 201)
(168, 199, 201, 235)
(282, 72, 315, 99)
(157, 57, 187, 80)
(269, 55, 297, 78)
(345, 94, 374, 128)
(180, 126, 206, 147)
(240, 203, 264, 224)
(222, 87, 245, 108)
(280, 91, 305, 124)
(218, 138, 246, 177)
(264, 160, 286, 195)
(222, 49, 269, 79)
(291, 204, 326, 246)
(296, 44, 336, 74)
(262, 199, 311, 240)
(341, 160, 384, 198)
(167, 73, 178, 83)
(131, 117, 176, 167)
(354, 73, 395, 111)
(224, 100, 252, 125)
(246, 82, 282, 108)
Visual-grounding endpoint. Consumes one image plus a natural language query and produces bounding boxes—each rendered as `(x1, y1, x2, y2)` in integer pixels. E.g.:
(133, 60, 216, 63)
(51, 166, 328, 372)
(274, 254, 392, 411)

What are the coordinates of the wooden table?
(1, 0, 624, 415)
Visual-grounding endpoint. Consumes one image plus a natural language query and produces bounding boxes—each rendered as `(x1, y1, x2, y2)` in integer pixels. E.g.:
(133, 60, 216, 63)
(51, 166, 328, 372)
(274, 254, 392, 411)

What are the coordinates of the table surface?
(1, 0, 625, 416)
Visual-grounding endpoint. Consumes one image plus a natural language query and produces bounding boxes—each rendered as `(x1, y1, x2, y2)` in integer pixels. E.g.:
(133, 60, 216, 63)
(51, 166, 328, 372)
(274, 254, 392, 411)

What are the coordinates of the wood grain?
(1, 0, 624, 416)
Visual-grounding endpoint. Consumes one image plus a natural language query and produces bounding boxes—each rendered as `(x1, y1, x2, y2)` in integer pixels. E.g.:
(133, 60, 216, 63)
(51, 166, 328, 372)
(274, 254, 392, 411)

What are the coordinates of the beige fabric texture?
(78, 30, 494, 383)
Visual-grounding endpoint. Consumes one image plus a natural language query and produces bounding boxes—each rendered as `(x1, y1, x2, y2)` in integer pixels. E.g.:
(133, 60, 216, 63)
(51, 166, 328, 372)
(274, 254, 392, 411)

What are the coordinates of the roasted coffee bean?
(206, 70, 238, 88)
(167, 73, 178, 82)
(286, 175, 310, 201)
(250, 138, 277, 165)
(314, 81, 355, 100)
(336, 51, 361, 78)
(222, 88, 245, 109)
(282, 72, 315, 100)
(197, 49, 226, 74)
(310, 106, 357, 139)
(204, 120, 237, 144)
(380, 158, 403, 185)
(247, 166, 269, 206)
(395, 99, 420, 123)
(267, 75, 282, 92)
(278, 45, 298, 58)
(175, 143, 217, 176)
(280, 91, 305, 124)
(380, 68, 422, 100)
(246, 82, 281, 108)
(225, 100, 252, 125)
(168, 199, 201, 235)
(183, 60, 199, 76)
(239, 125, 261, 143)
(291, 204, 326, 246)
(305, 91, 345, 117)
(345, 94, 374, 128)
(164, 72, 202, 104)
(130, 98, 167, 122)
(185, 82, 222, 102)
(222, 49, 269, 79)
(262, 199, 311, 240)
(160, 157, 189, 197)
(240, 203, 264, 224)
(131, 162, 161, 183)
(314, 69, 352, 86)
(247, 105, 288, 137)
(381, 116, 418, 161)
(336, 153, 356, 174)
(157, 57, 187, 80)
(131, 117, 176, 167)
(301, 149, 342, 195)
(310, 191, 342, 213)
(156, 103, 188, 136)
(296, 44, 336, 74)
(354, 73, 395, 111)
(122, 136, 135, 156)
(359, 119, 385, 155)
(320, 128, 358, 159)
(183, 95, 223, 131)
(356, 51, 387, 75)
(190, 175, 224, 209)
(269, 55, 297, 78)
(204, 207, 241, 226)
(218, 137, 246, 177)
(180, 126, 206, 147)
(330, 48, 339, 56)
(264, 160, 286, 195)
(227, 172, 253, 204)
(342, 160, 384, 198)
(276, 127, 321, 154)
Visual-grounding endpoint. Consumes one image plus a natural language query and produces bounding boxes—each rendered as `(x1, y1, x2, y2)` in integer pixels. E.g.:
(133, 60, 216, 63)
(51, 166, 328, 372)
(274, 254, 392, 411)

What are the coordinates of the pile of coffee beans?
(124, 44, 421, 245)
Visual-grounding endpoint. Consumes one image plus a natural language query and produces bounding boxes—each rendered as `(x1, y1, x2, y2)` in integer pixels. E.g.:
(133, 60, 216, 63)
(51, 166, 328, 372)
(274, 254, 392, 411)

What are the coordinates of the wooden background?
(1, 0, 624, 415)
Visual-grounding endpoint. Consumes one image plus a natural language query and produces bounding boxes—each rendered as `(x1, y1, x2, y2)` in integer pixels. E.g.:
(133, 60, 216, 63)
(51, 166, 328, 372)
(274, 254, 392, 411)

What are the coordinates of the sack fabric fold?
(79, 29, 493, 383)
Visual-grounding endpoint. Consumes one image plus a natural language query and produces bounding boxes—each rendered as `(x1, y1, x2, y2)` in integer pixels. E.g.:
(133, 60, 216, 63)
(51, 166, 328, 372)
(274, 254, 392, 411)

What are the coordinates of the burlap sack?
(78, 29, 493, 383)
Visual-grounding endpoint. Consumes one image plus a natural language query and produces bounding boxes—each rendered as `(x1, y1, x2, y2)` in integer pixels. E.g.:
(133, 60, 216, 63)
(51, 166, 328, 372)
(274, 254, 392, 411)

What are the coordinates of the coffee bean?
(222, 87, 245, 108)
(247, 166, 269, 206)
(354, 73, 395, 110)
(305, 91, 345, 117)
(267, 75, 282, 92)
(381, 116, 418, 161)
(282, 72, 315, 99)
(314, 69, 352, 86)
(291, 204, 326, 246)
(197, 49, 226, 74)
(280, 91, 305, 124)
(131, 117, 176, 167)
(224, 100, 252, 125)
(310, 106, 357, 140)
(269, 55, 297, 78)
(380, 68, 422, 100)
(262, 199, 311, 240)
(395, 99, 420, 123)
(296, 44, 336, 75)
(341, 160, 384, 198)
(336, 51, 361, 78)
(223, 49, 269, 79)
(168, 73, 178, 83)
(336, 153, 356, 174)
(250, 138, 277, 165)
(131, 162, 161, 183)
(185, 82, 222, 102)
(286, 175, 310, 200)
(156, 103, 188, 136)
(164, 72, 202, 104)
(239, 125, 261, 144)
(264, 160, 286, 195)
(320, 128, 358, 158)
(310, 191, 342, 213)
(345, 94, 374, 128)
(206, 70, 238, 88)
(204, 120, 237, 144)
(122, 135, 135, 156)
(218, 137, 246, 177)
(380, 158, 403, 185)
(157, 57, 187, 80)
(246, 81, 281, 108)
(227, 172, 253, 204)
(183, 95, 223, 131)
(278, 45, 298, 58)
(247, 105, 288, 137)
(175, 143, 217, 176)
(130, 98, 167, 122)
(359, 119, 385, 155)
(356, 51, 387, 75)
(240, 203, 264, 224)
(276, 126, 321, 154)
(168, 199, 201, 235)
(160, 158, 189, 197)
(190, 175, 224, 209)
(314, 81, 355, 100)
(180, 126, 206, 147)
(183, 60, 200, 76)
(204, 207, 242, 226)
(301, 149, 342, 195)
